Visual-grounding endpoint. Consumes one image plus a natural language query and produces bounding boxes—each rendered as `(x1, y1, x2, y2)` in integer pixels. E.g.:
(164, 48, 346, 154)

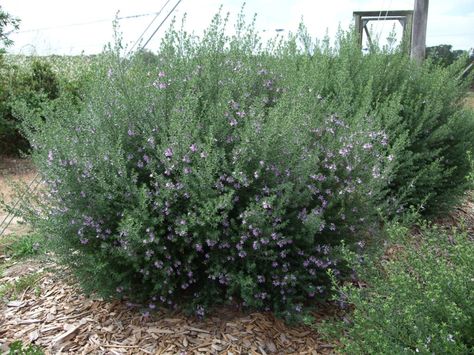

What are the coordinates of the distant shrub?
(324, 220, 474, 353)
(14, 10, 474, 320)
(0, 57, 89, 155)
(0, 59, 59, 154)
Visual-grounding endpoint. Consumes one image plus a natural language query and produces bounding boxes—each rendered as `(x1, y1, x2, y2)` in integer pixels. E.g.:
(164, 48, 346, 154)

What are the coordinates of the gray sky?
(3, 0, 473, 55)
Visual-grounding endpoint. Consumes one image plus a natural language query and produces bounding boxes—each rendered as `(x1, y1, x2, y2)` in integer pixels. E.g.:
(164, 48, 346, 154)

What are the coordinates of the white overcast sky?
(2, 0, 473, 55)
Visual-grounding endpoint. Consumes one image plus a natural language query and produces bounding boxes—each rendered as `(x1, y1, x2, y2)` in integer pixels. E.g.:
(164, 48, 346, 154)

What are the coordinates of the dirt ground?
(0, 157, 36, 237)
(0, 158, 335, 354)
(466, 90, 474, 109)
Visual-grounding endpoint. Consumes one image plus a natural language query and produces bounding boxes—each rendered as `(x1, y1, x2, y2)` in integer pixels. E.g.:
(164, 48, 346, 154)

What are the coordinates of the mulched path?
(0, 261, 335, 354)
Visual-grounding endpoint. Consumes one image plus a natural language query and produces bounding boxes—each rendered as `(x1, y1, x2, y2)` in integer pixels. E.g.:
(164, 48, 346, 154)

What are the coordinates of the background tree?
(426, 44, 468, 67)
(0, 5, 20, 54)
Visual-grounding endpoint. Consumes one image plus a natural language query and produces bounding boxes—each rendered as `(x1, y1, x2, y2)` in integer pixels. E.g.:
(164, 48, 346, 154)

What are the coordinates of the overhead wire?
(376, 0, 394, 44)
(141, 0, 183, 51)
(11, 11, 166, 35)
(126, 0, 173, 55)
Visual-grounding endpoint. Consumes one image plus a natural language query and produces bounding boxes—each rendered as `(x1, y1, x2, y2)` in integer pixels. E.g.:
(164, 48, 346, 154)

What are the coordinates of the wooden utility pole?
(411, 0, 429, 61)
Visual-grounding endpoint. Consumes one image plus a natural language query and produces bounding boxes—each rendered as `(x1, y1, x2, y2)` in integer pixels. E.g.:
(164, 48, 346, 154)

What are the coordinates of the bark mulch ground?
(0, 261, 335, 354)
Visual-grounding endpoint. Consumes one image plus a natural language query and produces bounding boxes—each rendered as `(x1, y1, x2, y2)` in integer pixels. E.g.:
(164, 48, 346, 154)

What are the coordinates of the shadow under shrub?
(13, 11, 474, 320)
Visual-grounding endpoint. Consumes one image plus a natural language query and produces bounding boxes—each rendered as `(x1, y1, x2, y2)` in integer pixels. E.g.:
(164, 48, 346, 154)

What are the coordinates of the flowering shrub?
(14, 12, 473, 319)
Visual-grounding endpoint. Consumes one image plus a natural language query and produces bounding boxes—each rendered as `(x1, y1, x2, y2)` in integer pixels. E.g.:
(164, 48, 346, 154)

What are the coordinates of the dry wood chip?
(0, 267, 336, 355)
(147, 327, 176, 334)
(51, 318, 87, 349)
(6, 300, 24, 307)
(186, 326, 210, 333)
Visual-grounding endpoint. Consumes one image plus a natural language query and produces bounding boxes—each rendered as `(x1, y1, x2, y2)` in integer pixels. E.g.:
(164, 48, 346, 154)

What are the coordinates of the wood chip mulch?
(0, 262, 335, 355)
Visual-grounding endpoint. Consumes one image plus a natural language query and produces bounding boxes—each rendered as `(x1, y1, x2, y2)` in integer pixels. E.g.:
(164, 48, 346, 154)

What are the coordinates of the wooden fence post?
(411, 0, 429, 61)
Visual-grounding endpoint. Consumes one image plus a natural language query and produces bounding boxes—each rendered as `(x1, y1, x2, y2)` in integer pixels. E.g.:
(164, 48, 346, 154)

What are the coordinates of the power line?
(376, 0, 394, 43)
(141, 0, 183, 51)
(11, 11, 164, 35)
(127, 0, 173, 56)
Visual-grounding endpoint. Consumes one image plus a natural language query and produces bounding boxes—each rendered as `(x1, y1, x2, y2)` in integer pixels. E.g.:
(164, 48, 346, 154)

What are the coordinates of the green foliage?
(0, 272, 44, 300)
(302, 33, 474, 215)
(8, 340, 43, 355)
(13, 10, 474, 320)
(426, 44, 469, 67)
(2, 233, 44, 259)
(0, 5, 20, 53)
(324, 220, 474, 354)
(0, 56, 88, 155)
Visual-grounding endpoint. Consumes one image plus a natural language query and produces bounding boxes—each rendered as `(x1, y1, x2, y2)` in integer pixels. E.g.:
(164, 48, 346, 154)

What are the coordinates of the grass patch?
(0, 232, 44, 259)
(0, 271, 44, 300)
(7, 340, 44, 355)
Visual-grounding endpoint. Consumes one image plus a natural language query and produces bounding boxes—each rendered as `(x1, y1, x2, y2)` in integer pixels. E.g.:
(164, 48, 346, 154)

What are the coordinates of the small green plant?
(8, 340, 44, 355)
(323, 220, 474, 354)
(0, 272, 44, 300)
(2, 233, 44, 259)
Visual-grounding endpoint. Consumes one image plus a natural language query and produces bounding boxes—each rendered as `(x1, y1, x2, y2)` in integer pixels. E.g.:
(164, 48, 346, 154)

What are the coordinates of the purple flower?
(229, 118, 238, 126)
(251, 228, 261, 237)
(164, 147, 173, 158)
(184, 167, 191, 174)
(230, 100, 240, 110)
(236, 111, 245, 118)
(143, 155, 150, 164)
(372, 166, 381, 178)
(363, 143, 373, 150)
(196, 305, 205, 318)
(339, 147, 350, 157)
(190, 143, 197, 152)
(158, 71, 166, 77)
(128, 129, 135, 136)
(47, 150, 54, 165)
(262, 201, 271, 209)
(137, 161, 144, 168)
(159, 82, 167, 89)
